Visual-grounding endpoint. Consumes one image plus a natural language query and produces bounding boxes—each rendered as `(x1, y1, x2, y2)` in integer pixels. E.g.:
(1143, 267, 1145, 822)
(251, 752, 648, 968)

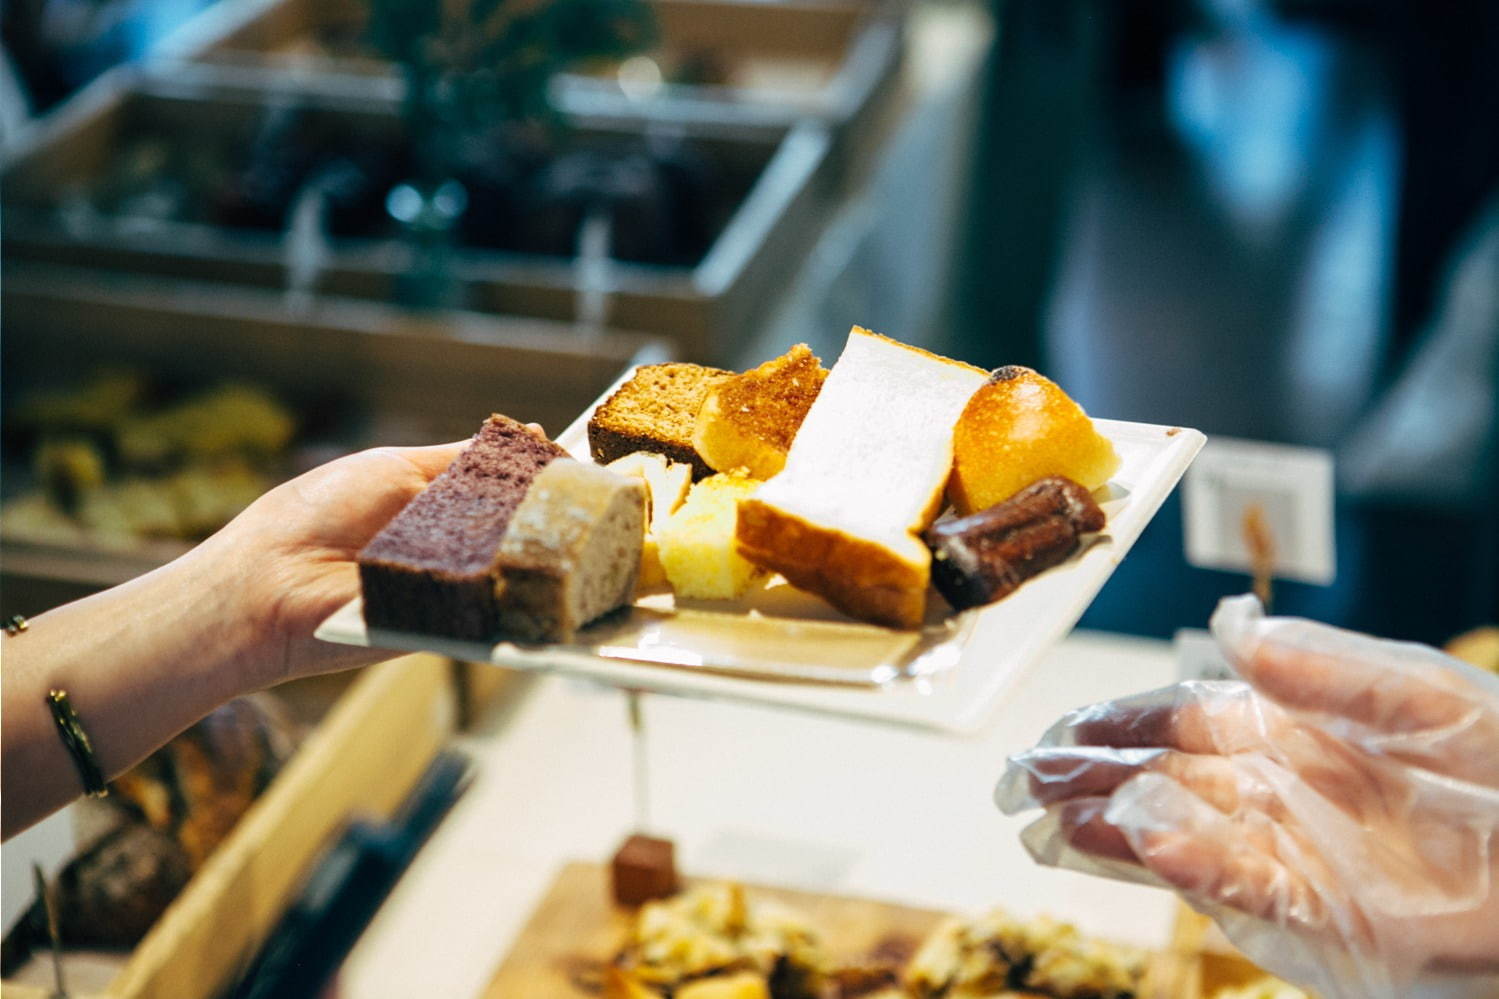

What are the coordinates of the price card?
(1181, 437, 1335, 585)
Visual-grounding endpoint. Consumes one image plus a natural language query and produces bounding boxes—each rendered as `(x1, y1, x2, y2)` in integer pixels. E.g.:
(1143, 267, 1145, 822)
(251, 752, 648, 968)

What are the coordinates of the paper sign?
(1182, 437, 1335, 585)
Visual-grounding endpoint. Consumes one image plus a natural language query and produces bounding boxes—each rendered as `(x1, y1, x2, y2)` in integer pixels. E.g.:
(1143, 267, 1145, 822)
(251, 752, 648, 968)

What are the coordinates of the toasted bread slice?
(735, 327, 987, 628)
(692, 343, 828, 479)
(588, 363, 733, 480)
(948, 365, 1120, 515)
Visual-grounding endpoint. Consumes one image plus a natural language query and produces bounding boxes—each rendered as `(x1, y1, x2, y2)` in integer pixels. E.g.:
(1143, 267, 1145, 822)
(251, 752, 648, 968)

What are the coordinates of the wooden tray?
(484, 861, 1185, 998)
(0, 72, 833, 361)
(158, 0, 903, 140)
(1, 653, 457, 999)
(483, 861, 945, 998)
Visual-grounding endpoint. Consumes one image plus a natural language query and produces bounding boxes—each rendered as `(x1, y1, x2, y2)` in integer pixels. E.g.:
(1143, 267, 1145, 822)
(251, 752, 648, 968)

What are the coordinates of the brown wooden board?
(482, 861, 945, 998)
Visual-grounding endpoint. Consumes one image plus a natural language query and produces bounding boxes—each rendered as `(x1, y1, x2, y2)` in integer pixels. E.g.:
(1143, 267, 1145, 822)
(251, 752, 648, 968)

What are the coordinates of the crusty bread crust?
(851, 326, 987, 376)
(736, 497, 928, 629)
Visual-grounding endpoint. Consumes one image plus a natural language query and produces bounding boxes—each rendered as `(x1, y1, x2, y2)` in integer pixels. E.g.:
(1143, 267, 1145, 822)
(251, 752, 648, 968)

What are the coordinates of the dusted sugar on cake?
(493, 459, 646, 642)
(358, 414, 567, 640)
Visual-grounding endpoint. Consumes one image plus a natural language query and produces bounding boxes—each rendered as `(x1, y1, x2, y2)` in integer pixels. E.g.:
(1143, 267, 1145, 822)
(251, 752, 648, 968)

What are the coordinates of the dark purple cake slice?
(358, 414, 568, 639)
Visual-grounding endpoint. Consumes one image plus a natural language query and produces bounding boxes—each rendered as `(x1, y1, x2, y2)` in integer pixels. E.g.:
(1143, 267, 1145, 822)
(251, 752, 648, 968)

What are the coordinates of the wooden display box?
(0, 262, 667, 607)
(0, 72, 833, 361)
(158, 0, 903, 142)
(1, 653, 457, 999)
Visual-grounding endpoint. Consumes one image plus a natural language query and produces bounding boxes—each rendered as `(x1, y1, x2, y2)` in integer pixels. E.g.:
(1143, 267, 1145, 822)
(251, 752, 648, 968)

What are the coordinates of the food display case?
(158, 0, 904, 149)
(0, 70, 835, 361)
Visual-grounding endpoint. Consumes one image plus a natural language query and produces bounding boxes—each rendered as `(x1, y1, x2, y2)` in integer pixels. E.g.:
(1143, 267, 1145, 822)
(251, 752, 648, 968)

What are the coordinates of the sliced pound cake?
(359, 414, 643, 642)
(587, 363, 733, 481)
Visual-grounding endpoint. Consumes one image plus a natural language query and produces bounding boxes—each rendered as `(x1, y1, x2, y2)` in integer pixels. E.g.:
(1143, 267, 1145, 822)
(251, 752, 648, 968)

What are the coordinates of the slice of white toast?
(735, 327, 987, 628)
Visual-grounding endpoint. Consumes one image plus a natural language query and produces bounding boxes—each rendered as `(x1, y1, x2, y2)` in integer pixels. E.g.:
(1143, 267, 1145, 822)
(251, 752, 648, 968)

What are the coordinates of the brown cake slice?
(358, 414, 568, 640)
(587, 363, 733, 481)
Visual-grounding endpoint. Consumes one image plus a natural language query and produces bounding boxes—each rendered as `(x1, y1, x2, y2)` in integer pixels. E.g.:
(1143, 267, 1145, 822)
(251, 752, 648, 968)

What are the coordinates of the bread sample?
(494, 458, 645, 642)
(905, 909, 1145, 999)
(948, 365, 1120, 516)
(736, 327, 987, 628)
(607, 451, 693, 590)
(359, 414, 568, 640)
(692, 343, 828, 479)
(589, 363, 734, 480)
(658, 471, 765, 600)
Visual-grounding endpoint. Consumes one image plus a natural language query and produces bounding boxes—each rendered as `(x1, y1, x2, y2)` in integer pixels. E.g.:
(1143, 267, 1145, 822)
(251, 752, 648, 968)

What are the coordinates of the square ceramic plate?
(316, 367, 1205, 733)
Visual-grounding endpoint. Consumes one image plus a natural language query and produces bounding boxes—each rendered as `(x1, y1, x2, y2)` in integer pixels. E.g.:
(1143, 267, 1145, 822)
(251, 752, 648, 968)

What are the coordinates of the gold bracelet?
(46, 690, 109, 799)
(4, 614, 27, 635)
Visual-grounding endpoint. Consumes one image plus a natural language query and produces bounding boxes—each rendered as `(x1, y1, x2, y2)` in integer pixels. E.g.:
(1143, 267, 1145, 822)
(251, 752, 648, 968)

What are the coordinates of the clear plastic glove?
(997, 595, 1499, 999)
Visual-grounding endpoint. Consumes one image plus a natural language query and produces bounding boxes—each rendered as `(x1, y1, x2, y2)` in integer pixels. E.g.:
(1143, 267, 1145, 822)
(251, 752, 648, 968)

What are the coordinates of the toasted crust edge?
(735, 498, 928, 629)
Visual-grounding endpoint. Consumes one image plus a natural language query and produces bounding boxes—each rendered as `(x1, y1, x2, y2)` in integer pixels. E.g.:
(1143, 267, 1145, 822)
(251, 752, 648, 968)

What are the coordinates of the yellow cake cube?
(657, 472, 765, 599)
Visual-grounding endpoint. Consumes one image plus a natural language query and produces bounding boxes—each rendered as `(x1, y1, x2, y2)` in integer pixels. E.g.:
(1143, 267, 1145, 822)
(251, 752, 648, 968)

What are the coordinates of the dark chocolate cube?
(610, 834, 679, 906)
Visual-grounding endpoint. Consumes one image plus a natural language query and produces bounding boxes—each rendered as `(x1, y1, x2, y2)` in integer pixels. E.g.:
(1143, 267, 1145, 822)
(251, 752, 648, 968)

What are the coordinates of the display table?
(339, 630, 1182, 999)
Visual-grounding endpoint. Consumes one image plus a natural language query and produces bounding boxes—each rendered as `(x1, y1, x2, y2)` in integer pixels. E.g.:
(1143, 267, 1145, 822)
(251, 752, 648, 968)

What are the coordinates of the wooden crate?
(1, 653, 458, 999)
(157, 0, 903, 142)
(0, 71, 833, 362)
(0, 262, 667, 610)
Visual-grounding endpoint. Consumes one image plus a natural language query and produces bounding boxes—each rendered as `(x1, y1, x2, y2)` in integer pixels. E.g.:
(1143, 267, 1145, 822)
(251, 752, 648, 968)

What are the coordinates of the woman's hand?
(3, 438, 471, 837)
(997, 596, 1499, 999)
(207, 442, 464, 686)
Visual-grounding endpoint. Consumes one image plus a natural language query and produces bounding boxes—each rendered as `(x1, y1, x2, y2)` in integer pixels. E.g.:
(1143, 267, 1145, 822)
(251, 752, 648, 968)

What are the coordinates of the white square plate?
(316, 367, 1204, 733)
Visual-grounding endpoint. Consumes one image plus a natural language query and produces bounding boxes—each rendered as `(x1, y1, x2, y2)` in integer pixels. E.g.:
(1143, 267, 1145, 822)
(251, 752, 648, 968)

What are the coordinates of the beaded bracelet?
(46, 689, 109, 799)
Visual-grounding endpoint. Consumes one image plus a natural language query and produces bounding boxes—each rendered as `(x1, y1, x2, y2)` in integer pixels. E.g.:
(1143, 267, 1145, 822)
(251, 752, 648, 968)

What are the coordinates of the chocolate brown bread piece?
(587, 363, 733, 481)
(924, 476, 1105, 611)
(358, 415, 567, 639)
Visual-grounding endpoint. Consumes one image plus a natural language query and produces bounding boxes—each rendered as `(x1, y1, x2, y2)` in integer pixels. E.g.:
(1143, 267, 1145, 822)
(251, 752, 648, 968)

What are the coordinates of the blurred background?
(5, 0, 1495, 649)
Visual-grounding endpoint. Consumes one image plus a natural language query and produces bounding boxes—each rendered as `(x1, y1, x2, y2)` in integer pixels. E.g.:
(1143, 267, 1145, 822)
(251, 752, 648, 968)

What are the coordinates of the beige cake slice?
(658, 471, 765, 600)
(606, 451, 693, 589)
(692, 343, 828, 479)
(735, 327, 987, 628)
(494, 459, 646, 642)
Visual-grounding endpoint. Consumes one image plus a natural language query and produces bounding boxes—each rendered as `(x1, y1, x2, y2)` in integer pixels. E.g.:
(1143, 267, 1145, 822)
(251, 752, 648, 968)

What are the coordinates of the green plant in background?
(367, 0, 657, 186)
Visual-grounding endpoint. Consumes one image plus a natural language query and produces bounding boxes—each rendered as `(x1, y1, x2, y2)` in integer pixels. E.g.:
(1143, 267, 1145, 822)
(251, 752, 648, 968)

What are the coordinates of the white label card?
(1182, 437, 1336, 585)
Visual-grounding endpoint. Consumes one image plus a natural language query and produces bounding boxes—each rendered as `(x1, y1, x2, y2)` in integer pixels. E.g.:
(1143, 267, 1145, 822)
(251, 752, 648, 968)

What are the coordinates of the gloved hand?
(997, 595, 1499, 999)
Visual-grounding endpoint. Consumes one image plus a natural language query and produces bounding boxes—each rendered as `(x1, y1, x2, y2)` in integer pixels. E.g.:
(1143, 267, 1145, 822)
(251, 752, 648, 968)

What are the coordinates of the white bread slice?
(735, 326, 987, 628)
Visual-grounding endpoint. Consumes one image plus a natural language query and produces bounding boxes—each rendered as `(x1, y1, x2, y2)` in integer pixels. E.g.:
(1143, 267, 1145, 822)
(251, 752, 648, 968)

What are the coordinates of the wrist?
(187, 523, 291, 695)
